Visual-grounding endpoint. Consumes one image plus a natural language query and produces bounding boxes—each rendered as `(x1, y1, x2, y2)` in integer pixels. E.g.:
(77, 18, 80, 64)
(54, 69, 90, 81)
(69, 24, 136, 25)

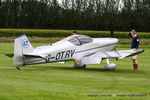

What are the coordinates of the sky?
(58, 0, 61, 4)
(57, 0, 124, 11)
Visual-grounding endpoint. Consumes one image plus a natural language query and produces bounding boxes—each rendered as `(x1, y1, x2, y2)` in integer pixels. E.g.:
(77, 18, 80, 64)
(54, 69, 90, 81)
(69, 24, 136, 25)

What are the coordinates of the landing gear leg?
(106, 59, 110, 65)
(102, 59, 116, 70)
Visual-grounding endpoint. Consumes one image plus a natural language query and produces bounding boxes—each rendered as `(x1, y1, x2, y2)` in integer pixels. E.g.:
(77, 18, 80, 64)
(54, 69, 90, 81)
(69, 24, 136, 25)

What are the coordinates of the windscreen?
(68, 35, 93, 46)
(68, 37, 80, 46)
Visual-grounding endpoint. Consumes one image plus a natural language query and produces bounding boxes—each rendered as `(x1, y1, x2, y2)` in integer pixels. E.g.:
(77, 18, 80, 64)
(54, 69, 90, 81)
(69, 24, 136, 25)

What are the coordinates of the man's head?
(72, 31, 77, 35)
(130, 29, 136, 37)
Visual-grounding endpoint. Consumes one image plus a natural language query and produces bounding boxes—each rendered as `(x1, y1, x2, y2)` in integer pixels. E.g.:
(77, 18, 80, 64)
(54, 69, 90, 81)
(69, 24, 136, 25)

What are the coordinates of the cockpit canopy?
(68, 35, 93, 46)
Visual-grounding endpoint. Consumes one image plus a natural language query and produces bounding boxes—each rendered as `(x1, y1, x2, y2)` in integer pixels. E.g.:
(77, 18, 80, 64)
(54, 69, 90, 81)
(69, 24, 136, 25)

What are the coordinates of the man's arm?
(136, 38, 139, 49)
(128, 32, 132, 38)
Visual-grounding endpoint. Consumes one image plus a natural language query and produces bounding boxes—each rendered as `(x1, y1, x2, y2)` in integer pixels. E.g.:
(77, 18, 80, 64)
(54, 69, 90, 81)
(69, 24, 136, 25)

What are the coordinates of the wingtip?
(139, 49, 144, 53)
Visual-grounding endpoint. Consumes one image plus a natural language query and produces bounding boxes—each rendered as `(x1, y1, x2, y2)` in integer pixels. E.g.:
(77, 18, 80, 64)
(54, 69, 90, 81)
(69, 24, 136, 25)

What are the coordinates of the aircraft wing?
(99, 49, 144, 59)
(80, 53, 102, 64)
(80, 49, 144, 65)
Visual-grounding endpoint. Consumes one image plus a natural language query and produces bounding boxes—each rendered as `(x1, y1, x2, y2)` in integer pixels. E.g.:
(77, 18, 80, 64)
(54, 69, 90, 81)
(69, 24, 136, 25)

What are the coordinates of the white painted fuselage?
(23, 35, 118, 65)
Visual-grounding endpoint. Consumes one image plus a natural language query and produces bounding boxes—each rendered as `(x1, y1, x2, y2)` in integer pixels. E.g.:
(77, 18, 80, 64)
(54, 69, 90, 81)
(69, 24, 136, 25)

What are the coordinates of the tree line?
(0, 0, 150, 32)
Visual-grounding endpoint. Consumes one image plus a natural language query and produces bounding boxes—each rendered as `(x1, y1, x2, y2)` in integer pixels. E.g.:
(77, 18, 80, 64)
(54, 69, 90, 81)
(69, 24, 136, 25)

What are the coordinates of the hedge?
(0, 29, 150, 39)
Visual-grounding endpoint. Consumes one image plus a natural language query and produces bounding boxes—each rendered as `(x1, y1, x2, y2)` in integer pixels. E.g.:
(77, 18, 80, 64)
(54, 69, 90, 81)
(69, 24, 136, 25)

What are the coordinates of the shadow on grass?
(21, 65, 146, 74)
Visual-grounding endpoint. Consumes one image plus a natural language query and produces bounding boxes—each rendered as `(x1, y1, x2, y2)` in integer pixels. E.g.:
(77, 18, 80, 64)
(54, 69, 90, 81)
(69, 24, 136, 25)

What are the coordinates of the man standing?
(128, 29, 139, 70)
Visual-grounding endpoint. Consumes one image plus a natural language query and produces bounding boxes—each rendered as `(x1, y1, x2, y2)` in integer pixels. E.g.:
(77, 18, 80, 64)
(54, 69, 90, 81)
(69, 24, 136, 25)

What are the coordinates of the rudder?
(14, 34, 33, 66)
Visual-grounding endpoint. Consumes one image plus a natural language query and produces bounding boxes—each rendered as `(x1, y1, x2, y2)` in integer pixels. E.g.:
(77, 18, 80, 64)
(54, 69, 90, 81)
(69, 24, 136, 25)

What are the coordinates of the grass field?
(0, 43, 150, 100)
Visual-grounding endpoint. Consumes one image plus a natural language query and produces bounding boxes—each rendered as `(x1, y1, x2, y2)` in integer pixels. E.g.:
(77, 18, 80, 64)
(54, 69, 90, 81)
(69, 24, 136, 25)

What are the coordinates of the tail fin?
(14, 34, 34, 66)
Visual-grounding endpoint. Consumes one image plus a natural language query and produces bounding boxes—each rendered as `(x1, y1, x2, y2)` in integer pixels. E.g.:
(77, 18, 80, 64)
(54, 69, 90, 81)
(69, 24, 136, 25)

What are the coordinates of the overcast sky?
(57, 0, 124, 11)
(57, 0, 124, 4)
(58, 0, 61, 4)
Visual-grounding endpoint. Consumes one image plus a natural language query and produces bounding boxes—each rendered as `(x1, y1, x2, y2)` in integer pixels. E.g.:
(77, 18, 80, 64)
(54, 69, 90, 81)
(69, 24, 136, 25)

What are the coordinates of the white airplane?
(13, 34, 144, 70)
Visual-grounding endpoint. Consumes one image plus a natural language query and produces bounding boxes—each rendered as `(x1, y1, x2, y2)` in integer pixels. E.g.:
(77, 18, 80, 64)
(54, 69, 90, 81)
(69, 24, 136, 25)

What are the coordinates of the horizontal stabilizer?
(23, 54, 44, 58)
(5, 54, 14, 58)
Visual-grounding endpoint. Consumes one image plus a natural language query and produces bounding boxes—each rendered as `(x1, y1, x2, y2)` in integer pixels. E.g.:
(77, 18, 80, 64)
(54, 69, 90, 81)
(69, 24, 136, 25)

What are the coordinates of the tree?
(0, 0, 150, 31)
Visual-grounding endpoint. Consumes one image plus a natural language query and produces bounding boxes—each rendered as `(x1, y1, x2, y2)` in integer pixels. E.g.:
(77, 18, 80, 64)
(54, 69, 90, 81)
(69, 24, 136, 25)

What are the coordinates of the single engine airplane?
(11, 34, 144, 70)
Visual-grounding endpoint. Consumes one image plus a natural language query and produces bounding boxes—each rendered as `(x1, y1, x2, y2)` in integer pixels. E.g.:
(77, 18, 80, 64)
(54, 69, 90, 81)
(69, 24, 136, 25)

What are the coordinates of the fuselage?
(25, 35, 118, 65)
